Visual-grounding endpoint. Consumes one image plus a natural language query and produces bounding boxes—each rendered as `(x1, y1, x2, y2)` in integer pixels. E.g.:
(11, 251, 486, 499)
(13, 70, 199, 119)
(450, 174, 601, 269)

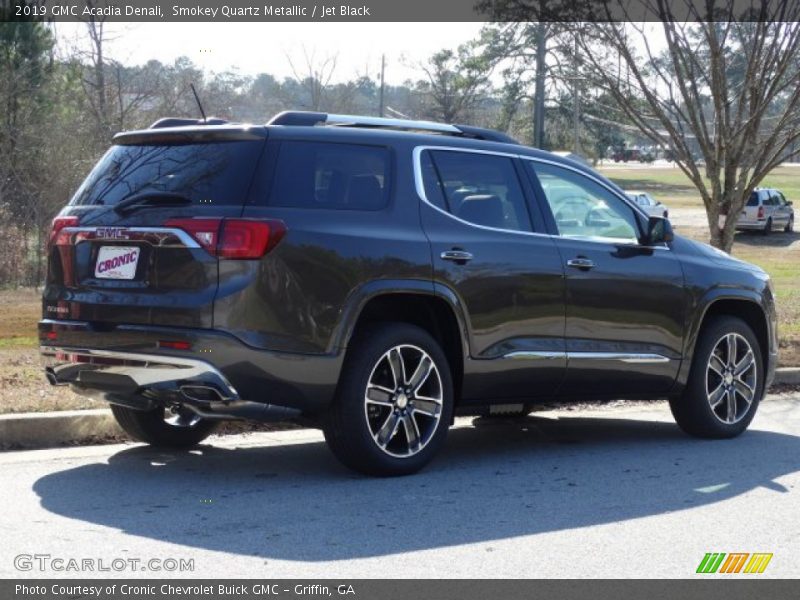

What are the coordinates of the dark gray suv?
(41, 112, 778, 476)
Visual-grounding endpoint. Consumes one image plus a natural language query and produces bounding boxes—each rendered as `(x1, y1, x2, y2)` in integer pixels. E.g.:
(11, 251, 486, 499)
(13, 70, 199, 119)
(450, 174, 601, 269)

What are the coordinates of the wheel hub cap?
(396, 392, 409, 409)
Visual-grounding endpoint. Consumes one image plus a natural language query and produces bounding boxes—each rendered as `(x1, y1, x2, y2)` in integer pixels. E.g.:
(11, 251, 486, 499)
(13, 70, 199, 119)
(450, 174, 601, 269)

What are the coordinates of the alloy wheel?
(705, 333, 757, 424)
(363, 344, 443, 458)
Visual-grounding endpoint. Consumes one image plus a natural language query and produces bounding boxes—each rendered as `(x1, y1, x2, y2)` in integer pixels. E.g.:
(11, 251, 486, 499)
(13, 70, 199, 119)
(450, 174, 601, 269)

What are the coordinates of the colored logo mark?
(696, 552, 773, 574)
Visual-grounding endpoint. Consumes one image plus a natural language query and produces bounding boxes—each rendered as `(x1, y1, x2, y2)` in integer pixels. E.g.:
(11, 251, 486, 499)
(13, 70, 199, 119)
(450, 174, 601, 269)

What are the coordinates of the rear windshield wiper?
(113, 191, 192, 214)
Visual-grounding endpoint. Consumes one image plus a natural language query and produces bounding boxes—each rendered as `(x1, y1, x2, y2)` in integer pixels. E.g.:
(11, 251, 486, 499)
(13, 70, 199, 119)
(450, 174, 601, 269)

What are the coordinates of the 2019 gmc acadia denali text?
(40, 112, 778, 476)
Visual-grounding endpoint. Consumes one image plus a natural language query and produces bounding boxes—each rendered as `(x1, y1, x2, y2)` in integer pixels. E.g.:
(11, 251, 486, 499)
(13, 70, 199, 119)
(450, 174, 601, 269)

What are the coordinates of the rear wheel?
(110, 404, 219, 448)
(786, 215, 794, 233)
(762, 217, 773, 235)
(323, 323, 453, 476)
(669, 316, 763, 438)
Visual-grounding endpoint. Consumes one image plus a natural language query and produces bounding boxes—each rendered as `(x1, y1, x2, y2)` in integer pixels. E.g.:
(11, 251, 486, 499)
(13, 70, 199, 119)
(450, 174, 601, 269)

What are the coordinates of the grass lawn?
(602, 164, 800, 209)
(0, 288, 103, 413)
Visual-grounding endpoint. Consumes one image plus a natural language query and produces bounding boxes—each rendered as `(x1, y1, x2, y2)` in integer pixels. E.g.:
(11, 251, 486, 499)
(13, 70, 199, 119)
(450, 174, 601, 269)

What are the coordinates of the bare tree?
(285, 47, 338, 111)
(78, 6, 160, 139)
(575, 3, 800, 251)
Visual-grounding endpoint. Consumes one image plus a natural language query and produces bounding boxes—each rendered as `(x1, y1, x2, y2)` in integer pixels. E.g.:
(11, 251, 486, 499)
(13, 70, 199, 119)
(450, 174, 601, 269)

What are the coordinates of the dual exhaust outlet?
(177, 385, 301, 422)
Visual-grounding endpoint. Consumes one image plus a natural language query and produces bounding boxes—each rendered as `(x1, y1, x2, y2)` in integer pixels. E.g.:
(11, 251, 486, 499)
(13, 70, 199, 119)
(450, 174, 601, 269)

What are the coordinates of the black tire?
(785, 216, 794, 233)
(323, 322, 454, 476)
(669, 316, 764, 439)
(762, 217, 772, 235)
(110, 404, 219, 448)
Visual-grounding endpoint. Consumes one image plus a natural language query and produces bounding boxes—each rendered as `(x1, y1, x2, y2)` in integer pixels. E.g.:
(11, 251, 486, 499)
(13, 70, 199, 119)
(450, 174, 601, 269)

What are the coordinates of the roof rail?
(453, 124, 519, 145)
(149, 117, 229, 129)
(266, 111, 519, 144)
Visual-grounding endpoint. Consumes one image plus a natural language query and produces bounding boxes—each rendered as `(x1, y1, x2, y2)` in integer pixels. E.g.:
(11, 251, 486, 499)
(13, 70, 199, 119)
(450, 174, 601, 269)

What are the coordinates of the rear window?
(746, 192, 760, 206)
(269, 141, 390, 210)
(70, 141, 264, 207)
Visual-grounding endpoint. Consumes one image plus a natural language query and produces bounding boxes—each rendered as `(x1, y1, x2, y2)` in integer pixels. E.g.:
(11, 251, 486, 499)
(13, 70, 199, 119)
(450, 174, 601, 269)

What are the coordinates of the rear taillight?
(163, 218, 222, 254)
(164, 218, 286, 259)
(49, 215, 79, 248)
(757, 205, 765, 219)
(157, 340, 192, 350)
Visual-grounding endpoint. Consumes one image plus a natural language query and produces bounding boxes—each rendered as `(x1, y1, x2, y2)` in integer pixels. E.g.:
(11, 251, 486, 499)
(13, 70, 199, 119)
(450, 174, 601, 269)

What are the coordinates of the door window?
(422, 150, 533, 232)
(527, 162, 640, 243)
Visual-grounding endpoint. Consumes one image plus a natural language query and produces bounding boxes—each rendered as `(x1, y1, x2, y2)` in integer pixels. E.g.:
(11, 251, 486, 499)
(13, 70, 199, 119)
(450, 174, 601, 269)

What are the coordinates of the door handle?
(441, 250, 474, 263)
(566, 257, 595, 270)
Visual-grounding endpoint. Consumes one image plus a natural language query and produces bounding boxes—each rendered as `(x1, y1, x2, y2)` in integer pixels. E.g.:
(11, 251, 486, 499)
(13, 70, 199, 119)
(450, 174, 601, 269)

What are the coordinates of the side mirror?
(643, 216, 674, 245)
(787, 200, 793, 206)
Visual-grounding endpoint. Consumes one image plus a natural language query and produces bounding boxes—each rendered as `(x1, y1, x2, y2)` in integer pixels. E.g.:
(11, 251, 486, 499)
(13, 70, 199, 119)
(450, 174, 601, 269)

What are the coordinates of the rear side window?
(426, 150, 532, 232)
(419, 150, 447, 210)
(746, 193, 759, 207)
(269, 141, 390, 210)
(70, 141, 264, 206)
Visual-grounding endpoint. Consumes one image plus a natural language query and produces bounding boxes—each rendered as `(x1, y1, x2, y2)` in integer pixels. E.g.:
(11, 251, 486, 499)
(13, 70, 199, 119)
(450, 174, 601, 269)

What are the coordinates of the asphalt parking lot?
(1, 392, 798, 578)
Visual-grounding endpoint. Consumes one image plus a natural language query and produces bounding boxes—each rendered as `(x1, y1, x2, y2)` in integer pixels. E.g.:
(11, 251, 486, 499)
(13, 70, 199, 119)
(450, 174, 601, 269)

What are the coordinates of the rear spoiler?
(112, 124, 268, 145)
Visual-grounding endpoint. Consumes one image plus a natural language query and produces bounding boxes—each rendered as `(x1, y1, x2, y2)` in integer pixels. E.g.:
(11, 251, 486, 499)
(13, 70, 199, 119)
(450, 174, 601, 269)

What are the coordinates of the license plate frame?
(94, 246, 141, 280)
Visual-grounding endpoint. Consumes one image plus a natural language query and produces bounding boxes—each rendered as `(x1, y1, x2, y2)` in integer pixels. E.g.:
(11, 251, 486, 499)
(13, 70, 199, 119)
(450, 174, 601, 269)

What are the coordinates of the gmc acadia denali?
(40, 112, 778, 476)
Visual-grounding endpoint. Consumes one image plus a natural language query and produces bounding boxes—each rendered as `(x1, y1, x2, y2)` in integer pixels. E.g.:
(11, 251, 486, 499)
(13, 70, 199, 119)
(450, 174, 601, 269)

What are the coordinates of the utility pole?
(378, 54, 386, 118)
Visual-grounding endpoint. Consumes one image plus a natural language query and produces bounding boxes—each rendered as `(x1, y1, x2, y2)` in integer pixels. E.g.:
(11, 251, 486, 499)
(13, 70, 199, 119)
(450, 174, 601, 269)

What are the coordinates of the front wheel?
(669, 316, 763, 438)
(323, 323, 454, 476)
(111, 404, 219, 448)
(785, 216, 794, 233)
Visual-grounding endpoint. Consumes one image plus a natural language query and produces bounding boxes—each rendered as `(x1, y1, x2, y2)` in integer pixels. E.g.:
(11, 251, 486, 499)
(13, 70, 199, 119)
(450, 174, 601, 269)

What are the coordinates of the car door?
(416, 147, 566, 401)
(774, 191, 791, 226)
(523, 158, 686, 397)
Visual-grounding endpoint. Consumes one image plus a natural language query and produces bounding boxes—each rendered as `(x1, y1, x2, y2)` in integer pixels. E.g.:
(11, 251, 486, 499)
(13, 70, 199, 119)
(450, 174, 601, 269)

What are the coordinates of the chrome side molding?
(502, 350, 671, 364)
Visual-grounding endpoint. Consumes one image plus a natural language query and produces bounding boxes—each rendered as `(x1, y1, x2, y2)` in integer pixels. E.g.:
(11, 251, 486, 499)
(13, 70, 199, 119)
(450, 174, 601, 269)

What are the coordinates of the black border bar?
(4, 580, 799, 600)
(1, 0, 792, 22)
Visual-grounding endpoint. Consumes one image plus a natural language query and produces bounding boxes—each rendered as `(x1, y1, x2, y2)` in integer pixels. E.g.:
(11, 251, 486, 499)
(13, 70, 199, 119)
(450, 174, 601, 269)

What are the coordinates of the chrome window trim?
(412, 145, 670, 251)
(502, 350, 671, 364)
(413, 145, 549, 239)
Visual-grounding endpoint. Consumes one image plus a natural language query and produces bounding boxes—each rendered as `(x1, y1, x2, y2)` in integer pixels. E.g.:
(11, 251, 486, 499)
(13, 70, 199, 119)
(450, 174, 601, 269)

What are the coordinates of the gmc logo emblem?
(96, 227, 129, 240)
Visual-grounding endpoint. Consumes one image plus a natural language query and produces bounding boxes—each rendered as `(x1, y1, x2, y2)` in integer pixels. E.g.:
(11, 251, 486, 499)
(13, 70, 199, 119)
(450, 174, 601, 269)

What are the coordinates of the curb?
(0, 409, 123, 450)
(1, 370, 798, 451)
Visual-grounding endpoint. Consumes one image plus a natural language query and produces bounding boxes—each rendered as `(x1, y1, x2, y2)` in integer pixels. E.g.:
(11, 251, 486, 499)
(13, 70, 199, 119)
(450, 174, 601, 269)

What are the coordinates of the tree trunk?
(533, 22, 547, 148)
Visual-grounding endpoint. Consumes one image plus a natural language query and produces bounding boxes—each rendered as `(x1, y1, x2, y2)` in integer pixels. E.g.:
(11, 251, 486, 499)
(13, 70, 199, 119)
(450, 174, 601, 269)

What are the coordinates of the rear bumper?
(39, 319, 343, 417)
(735, 220, 766, 230)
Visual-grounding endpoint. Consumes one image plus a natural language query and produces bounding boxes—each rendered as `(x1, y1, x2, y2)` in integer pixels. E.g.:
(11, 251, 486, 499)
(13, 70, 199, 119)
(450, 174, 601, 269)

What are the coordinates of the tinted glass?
(528, 162, 640, 242)
(70, 141, 264, 206)
(419, 150, 447, 210)
(429, 150, 531, 232)
(270, 141, 389, 210)
(746, 192, 759, 207)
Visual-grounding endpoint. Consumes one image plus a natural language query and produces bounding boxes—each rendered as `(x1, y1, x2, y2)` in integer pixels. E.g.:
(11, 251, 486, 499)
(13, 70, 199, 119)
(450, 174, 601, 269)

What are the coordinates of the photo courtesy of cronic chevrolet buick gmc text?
(40, 112, 778, 476)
